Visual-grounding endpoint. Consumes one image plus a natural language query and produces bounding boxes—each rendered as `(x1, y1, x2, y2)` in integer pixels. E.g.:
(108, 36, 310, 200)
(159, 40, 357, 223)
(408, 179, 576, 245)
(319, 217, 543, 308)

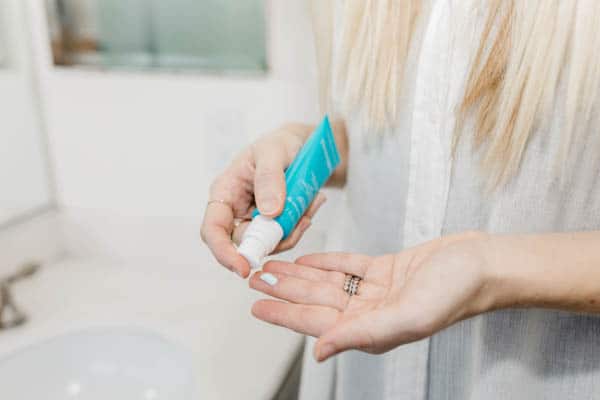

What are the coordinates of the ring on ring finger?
(343, 274, 362, 296)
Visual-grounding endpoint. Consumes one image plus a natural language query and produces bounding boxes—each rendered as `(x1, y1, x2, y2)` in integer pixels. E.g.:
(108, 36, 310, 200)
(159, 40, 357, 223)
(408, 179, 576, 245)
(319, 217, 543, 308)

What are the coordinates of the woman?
(201, 1, 600, 399)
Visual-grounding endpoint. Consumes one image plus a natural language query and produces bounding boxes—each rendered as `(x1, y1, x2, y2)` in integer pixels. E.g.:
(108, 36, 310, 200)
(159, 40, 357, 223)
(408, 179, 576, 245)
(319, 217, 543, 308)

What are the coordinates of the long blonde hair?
(311, 0, 600, 187)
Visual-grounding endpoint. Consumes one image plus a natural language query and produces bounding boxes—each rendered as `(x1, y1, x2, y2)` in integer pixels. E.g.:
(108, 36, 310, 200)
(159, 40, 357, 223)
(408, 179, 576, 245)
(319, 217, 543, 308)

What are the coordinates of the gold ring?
(207, 199, 232, 208)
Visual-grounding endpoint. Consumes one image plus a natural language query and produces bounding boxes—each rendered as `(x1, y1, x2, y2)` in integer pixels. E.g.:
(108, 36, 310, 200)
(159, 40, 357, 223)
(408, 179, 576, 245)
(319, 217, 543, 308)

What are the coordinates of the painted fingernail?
(260, 272, 278, 286)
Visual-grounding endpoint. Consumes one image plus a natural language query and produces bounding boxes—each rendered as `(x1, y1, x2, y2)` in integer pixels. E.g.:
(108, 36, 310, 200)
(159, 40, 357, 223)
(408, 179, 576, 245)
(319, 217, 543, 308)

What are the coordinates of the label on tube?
(238, 116, 340, 269)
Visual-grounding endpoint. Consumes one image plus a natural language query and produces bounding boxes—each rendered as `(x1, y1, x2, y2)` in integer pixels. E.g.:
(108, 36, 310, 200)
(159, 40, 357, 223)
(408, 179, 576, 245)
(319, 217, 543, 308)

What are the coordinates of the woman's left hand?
(249, 231, 498, 361)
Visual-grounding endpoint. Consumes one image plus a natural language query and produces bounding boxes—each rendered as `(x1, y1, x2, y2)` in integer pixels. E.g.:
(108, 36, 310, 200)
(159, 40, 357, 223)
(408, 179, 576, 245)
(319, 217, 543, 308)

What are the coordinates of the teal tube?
(253, 116, 340, 239)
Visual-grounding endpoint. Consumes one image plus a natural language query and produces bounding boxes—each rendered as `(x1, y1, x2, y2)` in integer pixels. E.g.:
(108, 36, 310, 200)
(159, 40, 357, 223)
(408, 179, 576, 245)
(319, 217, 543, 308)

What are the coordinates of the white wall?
(27, 0, 320, 217)
(0, 0, 52, 224)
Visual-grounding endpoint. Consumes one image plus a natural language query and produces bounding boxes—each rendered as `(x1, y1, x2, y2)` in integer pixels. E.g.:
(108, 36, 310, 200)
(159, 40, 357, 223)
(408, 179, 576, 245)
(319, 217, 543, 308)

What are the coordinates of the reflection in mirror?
(46, 0, 267, 73)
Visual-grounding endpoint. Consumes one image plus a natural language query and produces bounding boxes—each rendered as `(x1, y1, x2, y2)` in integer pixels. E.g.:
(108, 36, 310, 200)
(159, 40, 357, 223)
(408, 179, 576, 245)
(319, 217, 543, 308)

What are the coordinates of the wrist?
(443, 231, 521, 315)
(437, 231, 502, 317)
(479, 234, 539, 311)
(456, 232, 506, 315)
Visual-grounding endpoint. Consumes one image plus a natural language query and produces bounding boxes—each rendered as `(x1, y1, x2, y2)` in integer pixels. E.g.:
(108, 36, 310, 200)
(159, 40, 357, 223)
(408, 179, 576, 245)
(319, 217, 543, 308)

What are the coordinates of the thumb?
(315, 304, 435, 361)
(253, 144, 287, 217)
(313, 312, 379, 362)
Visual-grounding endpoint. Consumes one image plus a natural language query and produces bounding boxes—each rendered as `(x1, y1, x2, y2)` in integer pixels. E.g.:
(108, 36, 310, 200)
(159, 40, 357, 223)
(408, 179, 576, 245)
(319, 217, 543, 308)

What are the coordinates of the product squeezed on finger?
(237, 116, 341, 269)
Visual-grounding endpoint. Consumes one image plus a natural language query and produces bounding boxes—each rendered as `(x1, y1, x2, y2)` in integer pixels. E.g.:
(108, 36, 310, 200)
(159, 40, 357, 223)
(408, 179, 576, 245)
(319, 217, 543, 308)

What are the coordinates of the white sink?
(0, 328, 197, 399)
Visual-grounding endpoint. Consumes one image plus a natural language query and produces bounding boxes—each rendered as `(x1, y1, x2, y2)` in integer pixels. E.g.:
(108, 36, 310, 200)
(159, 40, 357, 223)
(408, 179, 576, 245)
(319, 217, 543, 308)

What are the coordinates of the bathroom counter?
(0, 210, 319, 399)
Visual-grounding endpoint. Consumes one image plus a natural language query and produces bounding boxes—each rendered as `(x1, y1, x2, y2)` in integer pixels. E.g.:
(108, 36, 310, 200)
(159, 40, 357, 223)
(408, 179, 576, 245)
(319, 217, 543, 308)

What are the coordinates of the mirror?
(0, 0, 52, 226)
(46, 0, 267, 73)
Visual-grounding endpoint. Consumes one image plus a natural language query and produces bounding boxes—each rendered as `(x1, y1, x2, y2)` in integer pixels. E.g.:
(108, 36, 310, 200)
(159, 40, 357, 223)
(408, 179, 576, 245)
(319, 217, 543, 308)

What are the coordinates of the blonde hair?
(311, 0, 600, 186)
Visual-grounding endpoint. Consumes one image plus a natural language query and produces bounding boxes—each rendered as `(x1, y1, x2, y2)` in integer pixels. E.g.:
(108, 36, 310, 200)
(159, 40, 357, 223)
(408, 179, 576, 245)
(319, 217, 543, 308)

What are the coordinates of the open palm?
(250, 232, 492, 361)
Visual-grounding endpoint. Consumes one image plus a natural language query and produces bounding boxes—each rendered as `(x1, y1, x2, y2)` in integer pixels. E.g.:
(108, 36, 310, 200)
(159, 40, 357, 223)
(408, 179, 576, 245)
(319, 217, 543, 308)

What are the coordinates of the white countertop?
(0, 209, 321, 399)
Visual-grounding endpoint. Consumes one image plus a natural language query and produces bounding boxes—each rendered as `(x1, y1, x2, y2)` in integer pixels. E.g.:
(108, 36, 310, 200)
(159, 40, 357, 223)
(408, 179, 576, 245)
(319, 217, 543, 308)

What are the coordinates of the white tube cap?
(237, 215, 284, 269)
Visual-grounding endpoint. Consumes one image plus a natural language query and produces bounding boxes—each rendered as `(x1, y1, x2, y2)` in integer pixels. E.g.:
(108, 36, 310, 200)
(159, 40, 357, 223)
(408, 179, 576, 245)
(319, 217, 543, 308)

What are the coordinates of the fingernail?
(259, 200, 278, 215)
(234, 269, 244, 278)
(258, 194, 281, 215)
(260, 272, 278, 286)
(316, 194, 328, 207)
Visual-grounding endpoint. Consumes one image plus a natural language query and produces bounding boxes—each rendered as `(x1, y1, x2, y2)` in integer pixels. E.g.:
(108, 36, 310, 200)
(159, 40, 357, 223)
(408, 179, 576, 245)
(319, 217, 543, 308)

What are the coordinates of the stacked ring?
(343, 274, 362, 296)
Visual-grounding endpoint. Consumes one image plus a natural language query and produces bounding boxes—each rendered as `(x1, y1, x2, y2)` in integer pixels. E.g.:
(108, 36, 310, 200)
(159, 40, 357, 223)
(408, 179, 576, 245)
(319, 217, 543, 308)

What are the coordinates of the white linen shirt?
(299, 1, 600, 399)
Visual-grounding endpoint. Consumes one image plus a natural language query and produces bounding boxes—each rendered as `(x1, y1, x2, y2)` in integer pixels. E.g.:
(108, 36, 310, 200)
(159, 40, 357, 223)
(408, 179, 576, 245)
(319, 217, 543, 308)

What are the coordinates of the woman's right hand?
(201, 123, 328, 278)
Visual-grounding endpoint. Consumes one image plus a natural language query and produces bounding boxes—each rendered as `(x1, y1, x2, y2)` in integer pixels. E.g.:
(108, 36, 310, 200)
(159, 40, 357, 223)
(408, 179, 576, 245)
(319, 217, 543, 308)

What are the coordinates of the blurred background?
(0, 0, 339, 398)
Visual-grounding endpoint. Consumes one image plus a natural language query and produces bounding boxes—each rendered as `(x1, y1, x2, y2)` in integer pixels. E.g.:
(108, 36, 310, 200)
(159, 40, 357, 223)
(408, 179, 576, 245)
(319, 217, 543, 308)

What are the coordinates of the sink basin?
(0, 328, 197, 399)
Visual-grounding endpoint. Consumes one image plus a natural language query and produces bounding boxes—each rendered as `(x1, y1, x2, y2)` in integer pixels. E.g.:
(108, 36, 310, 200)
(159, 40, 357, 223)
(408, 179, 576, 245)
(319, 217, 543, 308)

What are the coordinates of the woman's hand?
(249, 231, 497, 361)
(201, 123, 331, 278)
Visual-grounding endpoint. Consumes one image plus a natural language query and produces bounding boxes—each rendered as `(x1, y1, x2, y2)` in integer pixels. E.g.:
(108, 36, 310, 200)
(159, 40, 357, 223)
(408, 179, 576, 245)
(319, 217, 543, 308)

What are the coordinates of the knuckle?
(255, 166, 281, 181)
(209, 173, 228, 194)
(279, 122, 301, 132)
(251, 137, 275, 158)
(279, 123, 307, 142)
(199, 225, 208, 243)
(274, 123, 301, 140)
(214, 252, 231, 270)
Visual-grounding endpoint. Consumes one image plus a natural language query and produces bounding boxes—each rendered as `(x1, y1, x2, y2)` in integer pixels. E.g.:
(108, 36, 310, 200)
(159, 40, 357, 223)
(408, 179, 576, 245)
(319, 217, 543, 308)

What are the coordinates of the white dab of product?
(237, 215, 284, 269)
(260, 273, 278, 286)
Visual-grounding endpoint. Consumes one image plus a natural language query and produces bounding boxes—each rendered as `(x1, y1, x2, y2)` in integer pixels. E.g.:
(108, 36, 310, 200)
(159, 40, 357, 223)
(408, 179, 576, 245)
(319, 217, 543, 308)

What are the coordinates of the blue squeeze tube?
(238, 116, 341, 269)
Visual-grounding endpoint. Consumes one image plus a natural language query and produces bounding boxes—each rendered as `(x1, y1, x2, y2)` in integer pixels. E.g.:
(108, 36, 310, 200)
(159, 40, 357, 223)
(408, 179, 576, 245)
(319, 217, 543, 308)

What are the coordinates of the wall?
(27, 0, 320, 217)
(0, 0, 52, 224)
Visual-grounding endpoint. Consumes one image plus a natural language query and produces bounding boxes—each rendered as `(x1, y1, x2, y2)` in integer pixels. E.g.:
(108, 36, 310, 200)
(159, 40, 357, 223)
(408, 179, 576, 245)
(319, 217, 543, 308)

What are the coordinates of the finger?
(262, 260, 345, 286)
(252, 140, 287, 217)
(314, 312, 381, 361)
(231, 214, 311, 254)
(250, 271, 349, 311)
(231, 219, 251, 246)
(304, 192, 327, 219)
(295, 252, 373, 278)
(234, 193, 325, 252)
(314, 304, 431, 362)
(251, 299, 339, 337)
(273, 216, 311, 253)
(272, 192, 326, 252)
(201, 203, 250, 278)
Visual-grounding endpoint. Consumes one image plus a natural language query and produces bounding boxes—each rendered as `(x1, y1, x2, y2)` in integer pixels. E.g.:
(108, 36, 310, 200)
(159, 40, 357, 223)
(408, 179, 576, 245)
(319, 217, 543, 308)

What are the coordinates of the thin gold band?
(207, 199, 233, 208)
